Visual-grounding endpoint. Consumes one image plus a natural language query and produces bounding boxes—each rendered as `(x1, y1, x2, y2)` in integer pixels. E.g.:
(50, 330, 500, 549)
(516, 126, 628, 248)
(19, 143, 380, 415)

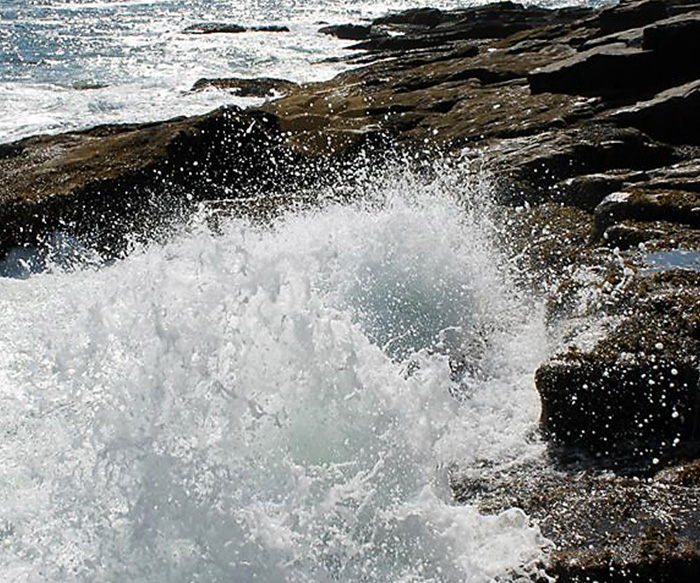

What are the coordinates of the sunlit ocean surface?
(1, 0, 605, 142)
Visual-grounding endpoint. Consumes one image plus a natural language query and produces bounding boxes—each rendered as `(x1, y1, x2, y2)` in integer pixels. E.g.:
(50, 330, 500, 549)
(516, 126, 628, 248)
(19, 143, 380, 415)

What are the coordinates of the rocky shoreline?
(2, 0, 700, 579)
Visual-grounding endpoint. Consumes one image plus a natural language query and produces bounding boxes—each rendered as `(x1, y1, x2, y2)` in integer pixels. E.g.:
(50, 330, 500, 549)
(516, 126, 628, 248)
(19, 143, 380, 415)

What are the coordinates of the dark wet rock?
(72, 80, 109, 90)
(576, 162, 700, 248)
(537, 342, 700, 465)
(373, 7, 448, 29)
(183, 23, 247, 34)
(608, 79, 700, 145)
(454, 459, 700, 583)
(594, 188, 700, 238)
(530, 10, 700, 99)
(251, 25, 290, 33)
(597, 218, 700, 253)
(535, 265, 700, 467)
(0, 142, 22, 161)
(318, 24, 386, 41)
(642, 12, 700, 53)
(602, 219, 669, 249)
(578, 26, 646, 51)
(191, 77, 298, 98)
(484, 126, 676, 204)
(590, 0, 668, 36)
(183, 23, 289, 34)
(552, 171, 644, 212)
(529, 44, 660, 98)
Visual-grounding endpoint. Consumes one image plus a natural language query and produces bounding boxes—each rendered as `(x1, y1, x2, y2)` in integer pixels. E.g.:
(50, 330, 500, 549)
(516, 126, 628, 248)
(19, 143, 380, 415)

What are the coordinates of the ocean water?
(1, 0, 604, 143)
(0, 164, 550, 582)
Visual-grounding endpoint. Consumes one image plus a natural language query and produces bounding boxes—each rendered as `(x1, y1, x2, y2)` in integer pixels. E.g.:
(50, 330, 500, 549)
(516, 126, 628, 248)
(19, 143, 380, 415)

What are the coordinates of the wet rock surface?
(191, 76, 299, 98)
(608, 79, 700, 145)
(453, 458, 700, 582)
(318, 23, 387, 41)
(183, 23, 290, 34)
(3, 0, 700, 579)
(0, 109, 370, 257)
(537, 268, 700, 465)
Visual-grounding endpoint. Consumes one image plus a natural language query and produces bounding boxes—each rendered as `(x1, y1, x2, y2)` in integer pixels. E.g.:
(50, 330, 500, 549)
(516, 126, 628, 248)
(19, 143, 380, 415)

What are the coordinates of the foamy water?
(0, 166, 549, 582)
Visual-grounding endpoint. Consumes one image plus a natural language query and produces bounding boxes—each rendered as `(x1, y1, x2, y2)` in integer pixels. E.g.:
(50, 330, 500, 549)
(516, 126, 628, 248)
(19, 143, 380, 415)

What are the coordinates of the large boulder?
(318, 24, 386, 41)
(536, 270, 700, 467)
(528, 44, 659, 98)
(609, 79, 700, 145)
(594, 188, 700, 238)
(643, 12, 700, 53)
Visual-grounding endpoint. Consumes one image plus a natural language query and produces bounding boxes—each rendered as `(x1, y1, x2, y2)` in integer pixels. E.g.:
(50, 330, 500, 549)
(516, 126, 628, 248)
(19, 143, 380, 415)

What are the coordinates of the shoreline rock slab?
(191, 76, 299, 98)
(183, 23, 289, 34)
(453, 459, 700, 583)
(0, 108, 338, 257)
(318, 23, 387, 41)
(608, 79, 700, 145)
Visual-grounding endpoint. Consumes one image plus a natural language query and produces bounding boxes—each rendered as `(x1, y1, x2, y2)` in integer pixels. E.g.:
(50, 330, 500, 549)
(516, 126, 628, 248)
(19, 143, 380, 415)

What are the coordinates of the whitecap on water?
(0, 164, 549, 582)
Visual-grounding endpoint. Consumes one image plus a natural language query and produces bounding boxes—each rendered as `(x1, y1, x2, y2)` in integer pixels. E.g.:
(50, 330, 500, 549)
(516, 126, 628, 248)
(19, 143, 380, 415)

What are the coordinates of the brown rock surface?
(453, 458, 700, 583)
(191, 77, 299, 98)
(608, 79, 700, 145)
(318, 23, 386, 41)
(183, 23, 289, 34)
(0, 108, 348, 257)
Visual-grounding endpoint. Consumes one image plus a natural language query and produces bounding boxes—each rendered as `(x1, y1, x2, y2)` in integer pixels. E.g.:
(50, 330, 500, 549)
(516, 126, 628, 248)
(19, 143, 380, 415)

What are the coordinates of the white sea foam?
(0, 165, 549, 582)
(0, 18, 349, 143)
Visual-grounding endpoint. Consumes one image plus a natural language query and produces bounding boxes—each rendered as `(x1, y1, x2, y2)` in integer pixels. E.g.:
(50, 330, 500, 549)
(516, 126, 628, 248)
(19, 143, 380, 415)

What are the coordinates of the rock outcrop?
(183, 23, 247, 34)
(318, 23, 387, 41)
(2, 0, 700, 579)
(183, 23, 290, 34)
(453, 457, 700, 582)
(0, 109, 369, 257)
(191, 77, 298, 98)
(608, 79, 700, 145)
